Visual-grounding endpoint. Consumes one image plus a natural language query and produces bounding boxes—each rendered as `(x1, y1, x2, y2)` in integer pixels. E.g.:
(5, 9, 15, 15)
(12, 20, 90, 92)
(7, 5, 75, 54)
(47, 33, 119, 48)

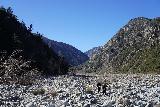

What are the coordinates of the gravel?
(0, 74, 160, 107)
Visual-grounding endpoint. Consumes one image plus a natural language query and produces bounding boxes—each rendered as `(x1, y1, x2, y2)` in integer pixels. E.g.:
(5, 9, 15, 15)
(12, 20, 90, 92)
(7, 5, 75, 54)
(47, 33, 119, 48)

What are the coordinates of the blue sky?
(0, 0, 160, 52)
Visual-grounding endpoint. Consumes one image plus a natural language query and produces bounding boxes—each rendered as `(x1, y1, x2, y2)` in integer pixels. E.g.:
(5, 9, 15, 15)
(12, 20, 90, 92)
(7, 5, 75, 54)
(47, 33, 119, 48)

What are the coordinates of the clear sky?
(0, 0, 160, 52)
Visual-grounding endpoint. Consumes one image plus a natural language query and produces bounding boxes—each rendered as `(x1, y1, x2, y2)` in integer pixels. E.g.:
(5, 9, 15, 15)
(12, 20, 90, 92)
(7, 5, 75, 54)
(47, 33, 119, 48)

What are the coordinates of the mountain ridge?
(42, 37, 89, 66)
(85, 46, 102, 58)
(75, 17, 160, 74)
(0, 7, 69, 84)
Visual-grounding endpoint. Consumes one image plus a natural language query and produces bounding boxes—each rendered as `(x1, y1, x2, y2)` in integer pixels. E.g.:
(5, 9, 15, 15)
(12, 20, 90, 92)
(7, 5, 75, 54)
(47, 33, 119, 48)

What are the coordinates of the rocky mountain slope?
(85, 47, 102, 58)
(0, 7, 69, 84)
(42, 37, 89, 66)
(77, 17, 160, 74)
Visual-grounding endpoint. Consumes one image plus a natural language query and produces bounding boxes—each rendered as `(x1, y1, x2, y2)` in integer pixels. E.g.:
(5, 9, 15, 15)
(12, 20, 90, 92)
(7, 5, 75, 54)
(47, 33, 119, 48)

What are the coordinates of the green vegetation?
(120, 45, 160, 73)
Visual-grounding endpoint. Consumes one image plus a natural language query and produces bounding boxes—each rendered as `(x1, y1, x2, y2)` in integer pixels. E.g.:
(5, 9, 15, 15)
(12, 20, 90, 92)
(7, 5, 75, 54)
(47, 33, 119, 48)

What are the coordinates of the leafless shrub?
(32, 88, 45, 95)
(0, 50, 41, 85)
(86, 85, 94, 94)
(49, 91, 58, 97)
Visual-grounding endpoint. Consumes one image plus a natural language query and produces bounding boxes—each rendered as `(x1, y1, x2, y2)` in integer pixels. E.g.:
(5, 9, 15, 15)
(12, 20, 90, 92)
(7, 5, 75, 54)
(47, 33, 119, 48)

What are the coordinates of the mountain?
(42, 37, 89, 66)
(76, 17, 160, 74)
(0, 7, 69, 84)
(85, 47, 102, 58)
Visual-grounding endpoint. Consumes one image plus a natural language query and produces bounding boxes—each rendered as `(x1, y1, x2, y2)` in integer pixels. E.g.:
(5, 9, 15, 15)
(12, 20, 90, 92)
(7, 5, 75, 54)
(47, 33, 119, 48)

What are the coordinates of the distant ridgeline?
(0, 7, 69, 84)
(76, 17, 160, 74)
(85, 46, 102, 58)
(42, 37, 89, 66)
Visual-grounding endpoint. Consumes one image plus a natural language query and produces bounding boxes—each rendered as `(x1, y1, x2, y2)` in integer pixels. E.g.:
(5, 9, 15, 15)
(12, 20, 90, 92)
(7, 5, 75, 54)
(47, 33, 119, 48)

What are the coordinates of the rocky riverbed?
(0, 74, 160, 107)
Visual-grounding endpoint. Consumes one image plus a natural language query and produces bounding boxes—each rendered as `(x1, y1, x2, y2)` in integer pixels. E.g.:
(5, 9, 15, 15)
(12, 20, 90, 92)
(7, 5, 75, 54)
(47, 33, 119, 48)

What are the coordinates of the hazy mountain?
(76, 17, 160, 74)
(0, 7, 69, 84)
(42, 37, 89, 66)
(85, 47, 102, 58)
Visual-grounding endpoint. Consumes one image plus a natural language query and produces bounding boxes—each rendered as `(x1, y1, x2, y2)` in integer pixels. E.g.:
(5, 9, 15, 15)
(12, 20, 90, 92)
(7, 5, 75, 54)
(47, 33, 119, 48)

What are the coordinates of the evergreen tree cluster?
(0, 6, 69, 84)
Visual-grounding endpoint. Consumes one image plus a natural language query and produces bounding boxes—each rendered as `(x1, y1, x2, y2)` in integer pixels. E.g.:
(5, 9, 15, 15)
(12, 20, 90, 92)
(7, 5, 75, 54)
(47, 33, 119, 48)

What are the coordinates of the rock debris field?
(1, 74, 160, 107)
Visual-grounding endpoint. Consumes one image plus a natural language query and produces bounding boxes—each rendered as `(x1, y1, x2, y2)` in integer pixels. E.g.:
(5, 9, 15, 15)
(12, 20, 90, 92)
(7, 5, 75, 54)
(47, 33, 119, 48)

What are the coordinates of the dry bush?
(86, 85, 94, 94)
(0, 50, 41, 85)
(49, 91, 58, 97)
(32, 88, 45, 95)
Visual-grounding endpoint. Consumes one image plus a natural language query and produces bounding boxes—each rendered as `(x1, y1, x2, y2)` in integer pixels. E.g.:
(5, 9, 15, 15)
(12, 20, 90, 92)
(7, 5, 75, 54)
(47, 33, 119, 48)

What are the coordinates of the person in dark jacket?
(102, 83, 107, 95)
(97, 82, 101, 93)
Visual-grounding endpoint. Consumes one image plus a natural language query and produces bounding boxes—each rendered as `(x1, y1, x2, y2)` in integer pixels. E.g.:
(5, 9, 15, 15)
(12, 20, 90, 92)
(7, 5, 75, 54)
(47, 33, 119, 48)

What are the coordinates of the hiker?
(97, 82, 101, 93)
(102, 83, 107, 95)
